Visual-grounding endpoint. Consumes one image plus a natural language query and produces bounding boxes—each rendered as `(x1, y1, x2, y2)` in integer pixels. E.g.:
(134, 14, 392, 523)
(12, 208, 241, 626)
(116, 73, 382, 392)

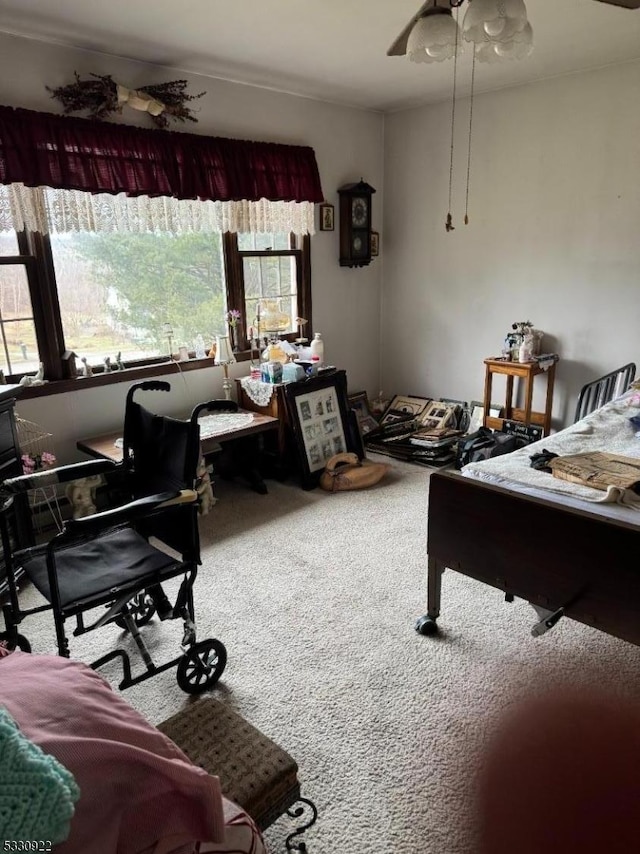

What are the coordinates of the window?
(48, 232, 229, 367)
(0, 106, 322, 387)
(227, 232, 311, 349)
(0, 203, 312, 386)
(0, 237, 40, 377)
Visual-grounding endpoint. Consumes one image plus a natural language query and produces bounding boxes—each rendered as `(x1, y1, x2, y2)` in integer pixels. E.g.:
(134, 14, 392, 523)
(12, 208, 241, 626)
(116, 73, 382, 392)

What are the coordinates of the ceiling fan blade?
(593, 0, 640, 7)
(387, 0, 436, 56)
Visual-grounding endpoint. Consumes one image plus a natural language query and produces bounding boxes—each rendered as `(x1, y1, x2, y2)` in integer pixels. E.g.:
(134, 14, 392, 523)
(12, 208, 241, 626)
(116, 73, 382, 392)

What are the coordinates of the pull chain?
(446, 7, 460, 233)
(464, 49, 477, 226)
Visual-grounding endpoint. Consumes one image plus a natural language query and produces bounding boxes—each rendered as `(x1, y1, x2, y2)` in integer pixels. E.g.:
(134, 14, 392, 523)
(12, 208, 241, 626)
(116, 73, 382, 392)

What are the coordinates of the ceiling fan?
(387, 0, 640, 57)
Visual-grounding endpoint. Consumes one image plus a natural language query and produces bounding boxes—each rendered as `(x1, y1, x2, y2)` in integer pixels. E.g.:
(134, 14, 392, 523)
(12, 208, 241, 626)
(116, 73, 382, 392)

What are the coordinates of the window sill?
(14, 353, 250, 400)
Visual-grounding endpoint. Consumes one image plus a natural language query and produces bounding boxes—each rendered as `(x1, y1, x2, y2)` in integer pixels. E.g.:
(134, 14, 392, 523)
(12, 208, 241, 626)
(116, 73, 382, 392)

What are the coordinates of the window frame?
(0, 226, 312, 396)
(223, 232, 312, 352)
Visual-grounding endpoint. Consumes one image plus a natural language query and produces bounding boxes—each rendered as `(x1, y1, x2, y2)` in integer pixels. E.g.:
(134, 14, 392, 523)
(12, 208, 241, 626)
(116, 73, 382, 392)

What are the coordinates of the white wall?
(0, 32, 384, 461)
(383, 61, 640, 428)
(4, 33, 639, 453)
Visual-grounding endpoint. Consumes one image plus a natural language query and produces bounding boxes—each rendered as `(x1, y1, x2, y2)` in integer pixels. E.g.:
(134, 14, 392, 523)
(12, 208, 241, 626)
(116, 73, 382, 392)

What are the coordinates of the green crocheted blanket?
(0, 706, 79, 842)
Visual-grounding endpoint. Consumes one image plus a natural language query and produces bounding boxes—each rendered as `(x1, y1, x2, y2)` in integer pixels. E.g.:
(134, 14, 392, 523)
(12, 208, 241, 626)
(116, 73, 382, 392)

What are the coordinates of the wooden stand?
(483, 357, 557, 437)
(235, 379, 291, 474)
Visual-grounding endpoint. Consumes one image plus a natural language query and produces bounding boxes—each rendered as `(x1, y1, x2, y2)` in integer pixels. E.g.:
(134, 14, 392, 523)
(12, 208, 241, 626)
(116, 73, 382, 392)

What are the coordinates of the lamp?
(214, 335, 236, 401)
(462, 0, 528, 45)
(407, 7, 462, 63)
(476, 20, 533, 61)
(398, 0, 533, 231)
(404, 0, 533, 64)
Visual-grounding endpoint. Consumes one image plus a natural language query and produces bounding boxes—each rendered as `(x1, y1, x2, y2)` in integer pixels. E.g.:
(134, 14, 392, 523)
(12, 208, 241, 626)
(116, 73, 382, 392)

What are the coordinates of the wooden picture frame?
(370, 231, 379, 256)
(468, 400, 501, 434)
(419, 400, 459, 432)
(319, 203, 335, 232)
(437, 398, 470, 433)
(347, 391, 380, 437)
(379, 394, 431, 427)
(284, 370, 363, 489)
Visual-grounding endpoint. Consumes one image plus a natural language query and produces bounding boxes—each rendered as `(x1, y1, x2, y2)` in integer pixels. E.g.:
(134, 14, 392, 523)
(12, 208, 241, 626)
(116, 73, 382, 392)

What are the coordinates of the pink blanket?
(0, 652, 226, 854)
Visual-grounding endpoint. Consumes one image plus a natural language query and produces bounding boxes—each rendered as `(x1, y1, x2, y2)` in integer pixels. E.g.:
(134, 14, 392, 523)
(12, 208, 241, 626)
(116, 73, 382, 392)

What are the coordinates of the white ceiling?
(1, 0, 640, 112)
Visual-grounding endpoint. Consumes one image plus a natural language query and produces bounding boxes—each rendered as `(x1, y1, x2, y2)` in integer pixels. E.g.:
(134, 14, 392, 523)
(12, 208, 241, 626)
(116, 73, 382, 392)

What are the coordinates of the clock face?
(352, 233, 368, 257)
(351, 197, 368, 228)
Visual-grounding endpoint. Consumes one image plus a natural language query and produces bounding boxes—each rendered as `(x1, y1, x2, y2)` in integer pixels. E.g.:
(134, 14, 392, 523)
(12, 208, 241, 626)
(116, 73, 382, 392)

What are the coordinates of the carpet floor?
(16, 458, 640, 853)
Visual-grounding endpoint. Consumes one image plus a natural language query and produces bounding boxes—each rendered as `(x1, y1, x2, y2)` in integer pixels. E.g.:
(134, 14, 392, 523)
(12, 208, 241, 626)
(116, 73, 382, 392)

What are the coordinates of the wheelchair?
(0, 381, 227, 694)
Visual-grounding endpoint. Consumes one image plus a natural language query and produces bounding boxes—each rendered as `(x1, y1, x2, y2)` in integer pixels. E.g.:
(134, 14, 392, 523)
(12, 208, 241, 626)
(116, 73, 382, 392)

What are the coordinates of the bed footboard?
(418, 471, 640, 646)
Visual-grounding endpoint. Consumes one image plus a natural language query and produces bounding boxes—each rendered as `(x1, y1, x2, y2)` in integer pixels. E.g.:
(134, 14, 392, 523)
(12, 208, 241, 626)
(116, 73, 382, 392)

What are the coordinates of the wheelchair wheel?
(115, 591, 156, 630)
(176, 638, 227, 695)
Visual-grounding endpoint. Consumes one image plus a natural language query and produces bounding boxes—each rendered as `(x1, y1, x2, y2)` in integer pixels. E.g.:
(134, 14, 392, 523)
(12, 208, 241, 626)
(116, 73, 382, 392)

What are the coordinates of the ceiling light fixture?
(407, 7, 462, 63)
(391, 1, 533, 232)
(395, 0, 533, 65)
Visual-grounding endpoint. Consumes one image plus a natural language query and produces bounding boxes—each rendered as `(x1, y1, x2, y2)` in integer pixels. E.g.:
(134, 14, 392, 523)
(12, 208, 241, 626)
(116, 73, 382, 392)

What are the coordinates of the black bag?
(455, 428, 517, 469)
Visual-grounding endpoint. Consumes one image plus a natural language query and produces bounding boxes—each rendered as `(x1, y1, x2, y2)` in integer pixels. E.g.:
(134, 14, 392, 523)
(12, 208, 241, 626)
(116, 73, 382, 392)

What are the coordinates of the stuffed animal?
(65, 475, 104, 519)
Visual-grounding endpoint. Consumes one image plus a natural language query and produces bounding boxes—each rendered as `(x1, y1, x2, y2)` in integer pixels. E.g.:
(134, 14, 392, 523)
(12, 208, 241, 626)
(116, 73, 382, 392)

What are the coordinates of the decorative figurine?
(103, 356, 112, 373)
(80, 357, 93, 377)
(18, 362, 46, 387)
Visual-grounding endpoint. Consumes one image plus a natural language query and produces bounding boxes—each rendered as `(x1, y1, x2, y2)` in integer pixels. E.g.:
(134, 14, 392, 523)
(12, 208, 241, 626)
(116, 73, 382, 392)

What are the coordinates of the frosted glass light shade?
(407, 9, 462, 63)
(494, 21, 533, 57)
(475, 21, 533, 61)
(463, 0, 528, 44)
(214, 335, 236, 366)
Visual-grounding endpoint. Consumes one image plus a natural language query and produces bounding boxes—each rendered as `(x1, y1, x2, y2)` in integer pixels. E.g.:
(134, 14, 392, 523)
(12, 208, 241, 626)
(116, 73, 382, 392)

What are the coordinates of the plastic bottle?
(310, 332, 324, 366)
(519, 337, 532, 363)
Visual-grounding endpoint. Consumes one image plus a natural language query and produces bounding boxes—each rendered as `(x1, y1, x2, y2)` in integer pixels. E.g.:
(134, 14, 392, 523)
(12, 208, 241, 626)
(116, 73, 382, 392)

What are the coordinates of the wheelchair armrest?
(191, 399, 239, 422)
(2, 459, 119, 494)
(60, 489, 197, 539)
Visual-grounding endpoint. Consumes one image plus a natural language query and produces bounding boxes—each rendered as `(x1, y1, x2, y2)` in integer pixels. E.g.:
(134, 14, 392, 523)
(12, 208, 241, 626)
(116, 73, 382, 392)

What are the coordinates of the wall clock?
(338, 179, 376, 268)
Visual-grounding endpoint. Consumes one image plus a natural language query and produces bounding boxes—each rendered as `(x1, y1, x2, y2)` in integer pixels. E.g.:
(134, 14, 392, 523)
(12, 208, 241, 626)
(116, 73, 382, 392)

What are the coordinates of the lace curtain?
(0, 184, 316, 235)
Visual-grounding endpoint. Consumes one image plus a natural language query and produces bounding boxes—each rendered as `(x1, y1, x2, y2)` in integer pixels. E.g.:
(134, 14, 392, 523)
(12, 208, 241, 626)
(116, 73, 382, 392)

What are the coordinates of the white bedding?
(462, 389, 640, 522)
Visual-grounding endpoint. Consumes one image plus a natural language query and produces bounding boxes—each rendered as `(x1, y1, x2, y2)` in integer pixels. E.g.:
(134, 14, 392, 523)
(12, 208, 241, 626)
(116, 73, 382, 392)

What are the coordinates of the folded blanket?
(0, 705, 79, 843)
(463, 391, 640, 508)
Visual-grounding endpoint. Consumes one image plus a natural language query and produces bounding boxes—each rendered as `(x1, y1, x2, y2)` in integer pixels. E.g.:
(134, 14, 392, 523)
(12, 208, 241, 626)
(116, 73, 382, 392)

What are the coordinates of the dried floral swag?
(47, 73, 205, 128)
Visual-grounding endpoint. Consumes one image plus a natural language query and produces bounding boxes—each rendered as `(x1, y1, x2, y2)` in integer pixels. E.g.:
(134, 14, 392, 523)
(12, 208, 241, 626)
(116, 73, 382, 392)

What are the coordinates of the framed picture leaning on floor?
(347, 391, 380, 437)
(284, 370, 363, 489)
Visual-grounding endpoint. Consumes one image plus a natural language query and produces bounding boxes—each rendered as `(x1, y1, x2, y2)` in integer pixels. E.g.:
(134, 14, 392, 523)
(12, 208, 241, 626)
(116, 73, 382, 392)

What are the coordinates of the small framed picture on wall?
(371, 231, 379, 256)
(319, 203, 334, 231)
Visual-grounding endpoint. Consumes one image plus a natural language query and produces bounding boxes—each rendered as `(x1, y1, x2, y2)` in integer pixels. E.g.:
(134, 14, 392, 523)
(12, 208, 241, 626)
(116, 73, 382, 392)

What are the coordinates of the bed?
(417, 388, 640, 645)
(0, 649, 266, 854)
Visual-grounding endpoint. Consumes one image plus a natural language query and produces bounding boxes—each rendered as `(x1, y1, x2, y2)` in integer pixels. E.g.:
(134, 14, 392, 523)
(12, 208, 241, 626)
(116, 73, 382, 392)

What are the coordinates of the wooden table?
(483, 357, 557, 437)
(77, 410, 279, 493)
(234, 379, 291, 476)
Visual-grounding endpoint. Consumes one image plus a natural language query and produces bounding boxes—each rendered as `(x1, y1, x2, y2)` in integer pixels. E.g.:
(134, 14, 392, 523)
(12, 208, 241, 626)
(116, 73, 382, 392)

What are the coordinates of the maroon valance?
(0, 105, 324, 203)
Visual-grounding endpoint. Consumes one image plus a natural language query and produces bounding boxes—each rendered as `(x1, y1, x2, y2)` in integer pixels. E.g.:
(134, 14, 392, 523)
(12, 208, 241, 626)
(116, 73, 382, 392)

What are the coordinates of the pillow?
(0, 652, 225, 854)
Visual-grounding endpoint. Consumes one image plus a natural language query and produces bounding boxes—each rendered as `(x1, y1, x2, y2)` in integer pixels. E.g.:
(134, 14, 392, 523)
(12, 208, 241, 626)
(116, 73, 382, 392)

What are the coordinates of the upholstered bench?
(158, 698, 317, 851)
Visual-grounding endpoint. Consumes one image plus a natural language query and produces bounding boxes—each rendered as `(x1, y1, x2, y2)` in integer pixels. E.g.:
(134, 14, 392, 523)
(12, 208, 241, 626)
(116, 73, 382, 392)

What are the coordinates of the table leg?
(543, 364, 556, 436)
(523, 372, 534, 425)
(505, 374, 515, 420)
(483, 367, 493, 427)
(213, 438, 269, 495)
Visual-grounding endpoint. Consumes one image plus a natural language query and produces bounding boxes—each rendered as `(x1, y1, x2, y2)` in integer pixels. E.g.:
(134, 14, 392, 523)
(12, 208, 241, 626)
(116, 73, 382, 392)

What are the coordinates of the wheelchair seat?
(20, 527, 177, 612)
(0, 381, 228, 695)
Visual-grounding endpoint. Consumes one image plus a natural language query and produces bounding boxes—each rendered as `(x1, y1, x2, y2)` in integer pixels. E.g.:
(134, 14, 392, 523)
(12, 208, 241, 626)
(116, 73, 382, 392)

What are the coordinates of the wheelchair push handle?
(126, 380, 171, 409)
(135, 380, 171, 393)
